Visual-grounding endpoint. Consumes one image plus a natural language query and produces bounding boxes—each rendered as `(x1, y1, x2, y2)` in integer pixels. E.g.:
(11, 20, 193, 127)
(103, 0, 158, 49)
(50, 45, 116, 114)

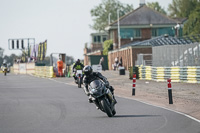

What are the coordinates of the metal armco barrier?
(145, 66, 152, 80)
(138, 66, 200, 83)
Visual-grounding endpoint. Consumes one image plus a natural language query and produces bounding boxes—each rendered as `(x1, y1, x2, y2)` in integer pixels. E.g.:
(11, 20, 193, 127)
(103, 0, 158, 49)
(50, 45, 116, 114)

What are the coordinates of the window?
(152, 28, 158, 37)
(135, 29, 141, 38)
(93, 36, 97, 43)
(97, 36, 101, 43)
(121, 29, 134, 39)
(103, 36, 107, 42)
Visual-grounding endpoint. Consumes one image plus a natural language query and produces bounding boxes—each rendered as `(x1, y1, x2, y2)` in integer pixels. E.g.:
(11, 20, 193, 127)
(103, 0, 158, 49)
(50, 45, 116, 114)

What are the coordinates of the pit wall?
(138, 66, 200, 83)
(12, 63, 54, 78)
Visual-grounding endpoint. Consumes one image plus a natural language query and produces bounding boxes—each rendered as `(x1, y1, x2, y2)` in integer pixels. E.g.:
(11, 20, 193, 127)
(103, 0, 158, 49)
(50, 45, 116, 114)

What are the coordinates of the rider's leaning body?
(82, 65, 116, 104)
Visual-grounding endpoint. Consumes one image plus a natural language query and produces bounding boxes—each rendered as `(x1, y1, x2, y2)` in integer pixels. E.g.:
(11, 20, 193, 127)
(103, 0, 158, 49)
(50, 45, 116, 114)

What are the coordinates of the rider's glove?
(104, 81, 109, 87)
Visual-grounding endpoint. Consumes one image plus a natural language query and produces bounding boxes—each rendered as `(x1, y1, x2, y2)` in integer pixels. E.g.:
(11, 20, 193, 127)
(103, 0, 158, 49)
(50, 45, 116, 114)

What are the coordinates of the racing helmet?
(83, 65, 93, 76)
(76, 59, 80, 63)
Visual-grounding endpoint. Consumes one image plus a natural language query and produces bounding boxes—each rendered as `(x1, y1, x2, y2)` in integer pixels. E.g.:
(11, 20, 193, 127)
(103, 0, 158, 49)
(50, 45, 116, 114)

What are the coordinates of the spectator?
(99, 57, 105, 71)
(113, 57, 119, 71)
(119, 57, 123, 67)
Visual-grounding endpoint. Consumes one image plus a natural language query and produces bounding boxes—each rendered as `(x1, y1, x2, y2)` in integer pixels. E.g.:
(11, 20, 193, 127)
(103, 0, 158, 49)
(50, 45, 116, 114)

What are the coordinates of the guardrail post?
(132, 74, 136, 96)
(167, 78, 173, 104)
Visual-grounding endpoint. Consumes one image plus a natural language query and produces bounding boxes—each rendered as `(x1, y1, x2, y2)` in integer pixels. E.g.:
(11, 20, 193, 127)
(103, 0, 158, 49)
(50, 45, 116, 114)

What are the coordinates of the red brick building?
(84, 3, 186, 70)
(84, 33, 107, 66)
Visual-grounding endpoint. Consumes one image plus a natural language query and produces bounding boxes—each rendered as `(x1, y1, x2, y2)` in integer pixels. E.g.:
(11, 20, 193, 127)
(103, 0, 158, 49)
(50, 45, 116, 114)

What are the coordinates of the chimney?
(140, 0, 145, 7)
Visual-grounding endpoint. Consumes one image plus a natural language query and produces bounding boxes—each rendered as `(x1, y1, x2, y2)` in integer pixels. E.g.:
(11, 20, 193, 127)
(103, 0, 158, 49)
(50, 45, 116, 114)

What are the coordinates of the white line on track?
(117, 95, 200, 123)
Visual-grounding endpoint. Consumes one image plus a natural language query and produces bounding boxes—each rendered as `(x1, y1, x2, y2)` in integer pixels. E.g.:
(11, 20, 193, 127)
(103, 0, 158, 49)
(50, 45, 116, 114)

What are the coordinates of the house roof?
(120, 34, 200, 49)
(111, 5, 180, 26)
(90, 32, 108, 36)
(173, 18, 188, 23)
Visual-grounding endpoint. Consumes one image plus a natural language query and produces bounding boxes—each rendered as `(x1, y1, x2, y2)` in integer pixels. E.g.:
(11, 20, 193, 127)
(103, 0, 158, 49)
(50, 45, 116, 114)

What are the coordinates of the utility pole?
(117, 9, 121, 49)
(108, 13, 111, 25)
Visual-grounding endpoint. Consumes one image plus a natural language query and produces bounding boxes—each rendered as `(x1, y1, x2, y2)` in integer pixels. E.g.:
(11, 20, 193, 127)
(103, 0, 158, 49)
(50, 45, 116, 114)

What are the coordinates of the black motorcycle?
(88, 80, 116, 117)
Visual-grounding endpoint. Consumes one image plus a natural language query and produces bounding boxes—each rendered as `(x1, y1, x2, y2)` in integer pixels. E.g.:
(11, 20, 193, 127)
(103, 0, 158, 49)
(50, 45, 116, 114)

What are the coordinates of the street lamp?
(117, 9, 121, 49)
(108, 13, 111, 25)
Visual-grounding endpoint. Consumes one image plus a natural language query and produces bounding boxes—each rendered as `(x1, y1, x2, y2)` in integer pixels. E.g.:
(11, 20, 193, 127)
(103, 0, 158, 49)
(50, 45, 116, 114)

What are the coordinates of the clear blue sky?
(0, 0, 172, 60)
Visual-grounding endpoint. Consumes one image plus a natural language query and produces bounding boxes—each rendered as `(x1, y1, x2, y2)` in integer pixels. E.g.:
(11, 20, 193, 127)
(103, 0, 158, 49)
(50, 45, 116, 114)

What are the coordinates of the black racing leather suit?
(83, 72, 114, 95)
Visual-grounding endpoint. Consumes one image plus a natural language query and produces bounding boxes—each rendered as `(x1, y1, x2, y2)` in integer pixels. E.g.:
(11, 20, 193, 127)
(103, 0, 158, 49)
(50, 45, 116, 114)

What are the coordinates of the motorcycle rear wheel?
(112, 107, 116, 116)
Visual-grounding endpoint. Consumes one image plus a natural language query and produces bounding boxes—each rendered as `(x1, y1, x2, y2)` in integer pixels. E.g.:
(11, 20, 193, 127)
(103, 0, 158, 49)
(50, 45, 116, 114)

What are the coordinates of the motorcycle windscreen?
(89, 80, 105, 97)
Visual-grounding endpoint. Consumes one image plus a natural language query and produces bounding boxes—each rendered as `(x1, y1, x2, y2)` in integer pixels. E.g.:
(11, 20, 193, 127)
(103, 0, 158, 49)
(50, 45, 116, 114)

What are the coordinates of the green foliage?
(41, 56, 50, 66)
(168, 0, 181, 17)
(103, 40, 113, 55)
(168, 0, 198, 18)
(66, 55, 75, 65)
(90, 0, 133, 32)
(84, 43, 88, 48)
(147, 2, 167, 15)
(0, 47, 4, 57)
(1, 53, 18, 66)
(183, 3, 200, 35)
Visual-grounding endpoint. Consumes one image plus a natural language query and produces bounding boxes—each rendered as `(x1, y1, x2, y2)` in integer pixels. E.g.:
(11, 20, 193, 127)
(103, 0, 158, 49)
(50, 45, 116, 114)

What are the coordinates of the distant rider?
(72, 59, 84, 81)
(1, 63, 7, 71)
(82, 65, 117, 103)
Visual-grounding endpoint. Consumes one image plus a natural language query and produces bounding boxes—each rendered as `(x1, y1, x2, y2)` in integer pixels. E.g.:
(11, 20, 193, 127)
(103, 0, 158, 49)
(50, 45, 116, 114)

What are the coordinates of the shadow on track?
(113, 115, 160, 118)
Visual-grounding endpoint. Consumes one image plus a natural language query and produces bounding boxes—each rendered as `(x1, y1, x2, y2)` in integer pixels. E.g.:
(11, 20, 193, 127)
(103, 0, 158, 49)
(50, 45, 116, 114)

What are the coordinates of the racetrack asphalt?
(0, 73, 199, 133)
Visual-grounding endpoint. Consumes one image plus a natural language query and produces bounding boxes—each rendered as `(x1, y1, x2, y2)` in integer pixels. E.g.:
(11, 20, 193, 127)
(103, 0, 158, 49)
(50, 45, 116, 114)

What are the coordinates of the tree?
(66, 55, 75, 65)
(168, 0, 181, 17)
(183, 3, 200, 35)
(0, 47, 4, 58)
(147, 2, 167, 15)
(0, 47, 4, 66)
(42, 56, 50, 66)
(90, 0, 133, 32)
(103, 40, 113, 55)
(0, 53, 19, 66)
(168, 0, 198, 18)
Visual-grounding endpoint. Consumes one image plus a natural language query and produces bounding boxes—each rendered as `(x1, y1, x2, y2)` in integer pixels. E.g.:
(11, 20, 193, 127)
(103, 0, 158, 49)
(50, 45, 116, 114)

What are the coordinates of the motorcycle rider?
(82, 65, 117, 104)
(72, 59, 84, 81)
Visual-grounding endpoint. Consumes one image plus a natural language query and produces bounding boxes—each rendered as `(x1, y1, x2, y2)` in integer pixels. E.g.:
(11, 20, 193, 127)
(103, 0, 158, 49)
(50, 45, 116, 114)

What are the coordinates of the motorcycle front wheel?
(100, 98, 113, 117)
(4, 72, 6, 76)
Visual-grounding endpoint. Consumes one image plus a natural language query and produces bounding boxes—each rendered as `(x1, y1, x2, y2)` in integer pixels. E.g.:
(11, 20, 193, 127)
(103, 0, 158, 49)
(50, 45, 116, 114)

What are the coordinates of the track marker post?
(167, 79, 173, 104)
(132, 74, 136, 96)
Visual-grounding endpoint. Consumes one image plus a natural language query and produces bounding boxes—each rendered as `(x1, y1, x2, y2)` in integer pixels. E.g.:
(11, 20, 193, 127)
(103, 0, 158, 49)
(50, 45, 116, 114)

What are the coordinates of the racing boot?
(88, 95, 93, 103)
(83, 86, 90, 96)
(109, 86, 117, 104)
(73, 76, 77, 83)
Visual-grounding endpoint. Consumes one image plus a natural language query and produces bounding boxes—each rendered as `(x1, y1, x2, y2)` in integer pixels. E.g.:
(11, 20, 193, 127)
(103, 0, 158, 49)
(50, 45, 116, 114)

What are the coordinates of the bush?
(103, 40, 113, 55)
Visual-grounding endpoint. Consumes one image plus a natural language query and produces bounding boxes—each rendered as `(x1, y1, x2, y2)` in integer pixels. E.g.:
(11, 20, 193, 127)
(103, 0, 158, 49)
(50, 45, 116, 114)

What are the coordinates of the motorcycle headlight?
(90, 88, 97, 94)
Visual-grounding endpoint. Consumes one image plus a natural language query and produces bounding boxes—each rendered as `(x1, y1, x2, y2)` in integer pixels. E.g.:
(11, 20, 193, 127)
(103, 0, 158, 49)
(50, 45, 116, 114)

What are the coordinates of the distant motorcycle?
(2, 66, 7, 76)
(88, 80, 116, 117)
(75, 70, 83, 88)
